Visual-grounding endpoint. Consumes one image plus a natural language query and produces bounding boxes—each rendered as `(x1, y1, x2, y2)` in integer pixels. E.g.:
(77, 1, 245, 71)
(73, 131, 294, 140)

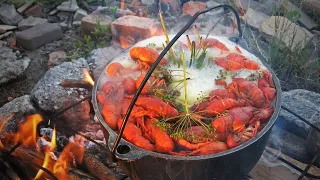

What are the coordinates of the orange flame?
(34, 127, 57, 179)
(13, 114, 43, 146)
(0, 140, 4, 150)
(0, 114, 14, 149)
(120, 0, 125, 10)
(53, 138, 85, 180)
(83, 68, 94, 86)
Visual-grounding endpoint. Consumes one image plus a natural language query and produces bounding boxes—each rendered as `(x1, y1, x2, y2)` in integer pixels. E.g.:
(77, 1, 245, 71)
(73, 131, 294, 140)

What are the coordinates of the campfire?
(0, 68, 122, 180)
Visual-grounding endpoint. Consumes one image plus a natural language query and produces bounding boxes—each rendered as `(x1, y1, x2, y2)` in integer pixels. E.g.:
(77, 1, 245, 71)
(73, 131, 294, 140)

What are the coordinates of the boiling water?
(108, 35, 268, 106)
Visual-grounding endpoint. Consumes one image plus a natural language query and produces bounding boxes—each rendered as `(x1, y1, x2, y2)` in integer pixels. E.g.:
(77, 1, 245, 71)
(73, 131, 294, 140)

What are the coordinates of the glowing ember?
(13, 114, 43, 146)
(34, 127, 57, 179)
(0, 114, 14, 149)
(83, 68, 94, 86)
(54, 137, 85, 179)
(0, 140, 4, 150)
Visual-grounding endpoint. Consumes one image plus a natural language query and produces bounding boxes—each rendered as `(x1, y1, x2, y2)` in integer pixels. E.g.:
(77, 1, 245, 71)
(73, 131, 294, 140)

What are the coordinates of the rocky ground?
(0, 0, 319, 179)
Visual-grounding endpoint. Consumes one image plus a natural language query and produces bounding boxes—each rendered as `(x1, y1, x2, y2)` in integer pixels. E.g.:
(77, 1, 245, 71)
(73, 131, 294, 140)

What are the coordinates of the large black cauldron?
(92, 5, 282, 180)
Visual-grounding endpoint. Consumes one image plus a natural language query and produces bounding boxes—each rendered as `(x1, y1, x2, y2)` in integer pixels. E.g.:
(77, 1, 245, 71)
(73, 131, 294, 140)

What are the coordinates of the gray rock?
(57, 0, 79, 12)
(17, 0, 35, 13)
(205, 1, 223, 15)
(268, 126, 316, 165)
(233, 0, 272, 16)
(73, 8, 87, 21)
(72, 21, 81, 26)
(0, 4, 23, 25)
(242, 8, 269, 30)
(0, 45, 31, 85)
(263, 0, 317, 29)
(59, 21, 69, 31)
(0, 31, 13, 40)
(57, 11, 72, 21)
(0, 25, 17, 34)
(279, 89, 320, 137)
(260, 16, 313, 50)
(31, 58, 90, 112)
(18, 16, 48, 30)
(0, 95, 35, 119)
(304, 0, 320, 15)
(0, 95, 35, 136)
(87, 46, 123, 79)
(15, 23, 63, 51)
(49, 9, 59, 15)
(141, 0, 155, 6)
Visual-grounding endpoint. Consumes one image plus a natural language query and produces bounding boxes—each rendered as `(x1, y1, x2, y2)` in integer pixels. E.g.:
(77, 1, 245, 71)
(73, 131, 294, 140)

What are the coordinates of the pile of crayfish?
(97, 37, 277, 156)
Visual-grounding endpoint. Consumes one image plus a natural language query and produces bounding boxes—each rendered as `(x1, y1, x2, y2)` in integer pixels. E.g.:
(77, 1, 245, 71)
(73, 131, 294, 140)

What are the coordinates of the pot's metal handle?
(111, 4, 243, 158)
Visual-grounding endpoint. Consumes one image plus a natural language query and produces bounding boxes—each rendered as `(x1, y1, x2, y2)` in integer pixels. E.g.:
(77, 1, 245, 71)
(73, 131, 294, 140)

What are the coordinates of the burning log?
(60, 68, 94, 90)
(2, 144, 106, 180)
(60, 80, 93, 90)
(81, 153, 118, 180)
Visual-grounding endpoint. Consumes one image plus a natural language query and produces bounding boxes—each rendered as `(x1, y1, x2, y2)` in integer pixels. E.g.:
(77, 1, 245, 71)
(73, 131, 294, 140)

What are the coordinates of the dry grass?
(239, 0, 320, 92)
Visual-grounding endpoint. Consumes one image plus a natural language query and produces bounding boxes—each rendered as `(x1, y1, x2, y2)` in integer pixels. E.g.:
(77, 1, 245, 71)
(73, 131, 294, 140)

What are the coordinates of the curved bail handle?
(111, 4, 242, 158)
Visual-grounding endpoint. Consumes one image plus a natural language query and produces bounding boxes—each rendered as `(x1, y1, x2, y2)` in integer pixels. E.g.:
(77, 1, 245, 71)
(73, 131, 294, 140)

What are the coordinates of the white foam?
(107, 35, 268, 105)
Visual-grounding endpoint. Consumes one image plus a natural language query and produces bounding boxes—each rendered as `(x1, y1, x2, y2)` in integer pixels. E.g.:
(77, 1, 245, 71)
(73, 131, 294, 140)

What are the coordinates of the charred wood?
(60, 80, 93, 90)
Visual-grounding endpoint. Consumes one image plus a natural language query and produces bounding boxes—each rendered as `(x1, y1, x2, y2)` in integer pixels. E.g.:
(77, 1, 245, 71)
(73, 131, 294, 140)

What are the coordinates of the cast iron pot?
(91, 43, 282, 180)
(92, 5, 282, 180)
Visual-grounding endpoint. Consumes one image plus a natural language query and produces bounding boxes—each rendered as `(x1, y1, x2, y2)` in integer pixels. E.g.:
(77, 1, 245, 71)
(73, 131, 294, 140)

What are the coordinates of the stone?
(0, 95, 36, 137)
(0, 25, 17, 34)
(263, 0, 317, 29)
(48, 51, 67, 68)
(234, 0, 260, 11)
(49, 9, 59, 15)
(141, 0, 155, 6)
(17, 0, 34, 13)
(87, 46, 123, 79)
(0, 4, 23, 25)
(111, 15, 163, 48)
(59, 21, 69, 31)
(15, 23, 63, 51)
(205, 1, 223, 16)
(72, 21, 81, 26)
(30, 58, 90, 112)
(57, 0, 79, 12)
(24, 4, 43, 17)
(278, 89, 320, 138)
(18, 16, 47, 30)
(260, 16, 313, 50)
(234, 0, 272, 16)
(0, 95, 35, 119)
(0, 31, 13, 40)
(304, 0, 320, 15)
(268, 126, 315, 165)
(242, 8, 269, 30)
(57, 11, 72, 21)
(73, 8, 87, 21)
(59, 100, 91, 132)
(0, 45, 30, 85)
(81, 10, 113, 36)
(182, 1, 207, 16)
(161, 0, 180, 12)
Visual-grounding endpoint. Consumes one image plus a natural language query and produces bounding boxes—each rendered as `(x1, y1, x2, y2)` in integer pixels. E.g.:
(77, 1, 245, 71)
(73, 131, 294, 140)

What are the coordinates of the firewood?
(60, 80, 92, 90)
(81, 153, 118, 180)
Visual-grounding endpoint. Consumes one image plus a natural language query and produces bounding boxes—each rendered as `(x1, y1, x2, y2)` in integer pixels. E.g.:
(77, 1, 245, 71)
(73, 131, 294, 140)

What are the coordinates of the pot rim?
(92, 35, 282, 161)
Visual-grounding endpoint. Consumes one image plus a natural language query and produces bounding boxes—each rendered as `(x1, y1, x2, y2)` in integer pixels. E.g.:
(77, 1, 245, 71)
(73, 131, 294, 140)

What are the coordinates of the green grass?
(67, 20, 112, 60)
